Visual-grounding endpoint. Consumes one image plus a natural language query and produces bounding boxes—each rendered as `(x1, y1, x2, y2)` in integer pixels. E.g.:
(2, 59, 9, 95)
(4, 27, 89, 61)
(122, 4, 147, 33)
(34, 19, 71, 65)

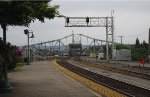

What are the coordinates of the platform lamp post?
(24, 29, 34, 65)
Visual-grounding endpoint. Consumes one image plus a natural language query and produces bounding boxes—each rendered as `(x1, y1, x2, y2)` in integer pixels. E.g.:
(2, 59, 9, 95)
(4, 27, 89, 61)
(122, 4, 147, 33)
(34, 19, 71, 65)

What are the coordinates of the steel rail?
(57, 60, 150, 97)
(77, 59, 150, 80)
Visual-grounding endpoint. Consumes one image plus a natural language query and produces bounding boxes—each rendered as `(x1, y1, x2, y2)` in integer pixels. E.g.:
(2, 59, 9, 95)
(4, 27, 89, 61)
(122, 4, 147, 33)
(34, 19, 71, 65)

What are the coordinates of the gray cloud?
(0, 0, 150, 45)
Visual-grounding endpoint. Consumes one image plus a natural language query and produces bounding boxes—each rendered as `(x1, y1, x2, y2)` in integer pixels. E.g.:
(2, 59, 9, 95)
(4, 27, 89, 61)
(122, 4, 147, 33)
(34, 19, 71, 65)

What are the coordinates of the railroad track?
(76, 59, 150, 80)
(57, 60, 150, 97)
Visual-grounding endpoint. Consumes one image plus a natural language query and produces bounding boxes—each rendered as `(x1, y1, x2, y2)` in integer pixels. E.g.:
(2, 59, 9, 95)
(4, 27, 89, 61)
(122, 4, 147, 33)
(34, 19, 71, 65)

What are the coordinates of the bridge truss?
(27, 34, 107, 61)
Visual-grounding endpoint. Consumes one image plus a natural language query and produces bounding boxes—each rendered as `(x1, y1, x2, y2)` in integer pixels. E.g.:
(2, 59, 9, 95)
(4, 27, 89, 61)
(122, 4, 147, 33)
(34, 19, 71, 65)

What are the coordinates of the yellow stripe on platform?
(51, 61, 127, 97)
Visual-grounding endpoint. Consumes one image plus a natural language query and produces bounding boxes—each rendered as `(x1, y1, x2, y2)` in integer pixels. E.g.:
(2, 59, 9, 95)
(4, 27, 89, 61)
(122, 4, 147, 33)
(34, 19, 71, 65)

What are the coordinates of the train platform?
(0, 61, 98, 97)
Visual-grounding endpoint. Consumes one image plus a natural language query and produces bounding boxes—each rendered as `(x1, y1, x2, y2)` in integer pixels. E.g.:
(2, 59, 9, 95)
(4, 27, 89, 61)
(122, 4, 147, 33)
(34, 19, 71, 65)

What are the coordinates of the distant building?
(98, 53, 104, 59)
(116, 49, 131, 61)
(69, 43, 82, 56)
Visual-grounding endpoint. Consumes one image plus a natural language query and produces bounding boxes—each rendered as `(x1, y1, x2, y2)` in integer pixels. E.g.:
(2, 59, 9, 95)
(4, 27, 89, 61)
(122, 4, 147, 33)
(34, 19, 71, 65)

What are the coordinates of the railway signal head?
(66, 17, 69, 24)
(24, 29, 29, 35)
(86, 17, 89, 24)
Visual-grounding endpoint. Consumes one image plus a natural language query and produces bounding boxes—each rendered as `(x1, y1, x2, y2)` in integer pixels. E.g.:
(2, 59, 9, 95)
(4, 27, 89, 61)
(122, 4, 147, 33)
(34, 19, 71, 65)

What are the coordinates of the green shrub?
(0, 38, 23, 70)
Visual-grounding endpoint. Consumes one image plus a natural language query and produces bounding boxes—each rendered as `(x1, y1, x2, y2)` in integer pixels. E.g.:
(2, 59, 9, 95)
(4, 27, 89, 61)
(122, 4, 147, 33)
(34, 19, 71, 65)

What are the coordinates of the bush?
(0, 38, 23, 70)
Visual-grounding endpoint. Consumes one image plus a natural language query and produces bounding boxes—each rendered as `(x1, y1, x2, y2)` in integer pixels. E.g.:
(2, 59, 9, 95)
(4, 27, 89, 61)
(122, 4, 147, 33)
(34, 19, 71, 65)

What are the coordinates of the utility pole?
(59, 40, 61, 56)
(106, 17, 109, 61)
(148, 28, 150, 63)
(118, 36, 124, 44)
(111, 10, 115, 60)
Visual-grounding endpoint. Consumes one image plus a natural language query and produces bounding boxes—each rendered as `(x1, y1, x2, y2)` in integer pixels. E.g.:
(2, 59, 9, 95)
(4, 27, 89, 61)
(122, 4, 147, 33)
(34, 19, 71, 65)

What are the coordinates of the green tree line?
(82, 38, 148, 61)
(131, 38, 148, 61)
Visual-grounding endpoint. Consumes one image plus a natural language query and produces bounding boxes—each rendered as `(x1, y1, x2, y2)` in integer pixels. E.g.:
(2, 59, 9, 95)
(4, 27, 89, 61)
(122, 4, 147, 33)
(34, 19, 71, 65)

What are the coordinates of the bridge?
(22, 16, 115, 62)
(24, 33, 112, 61)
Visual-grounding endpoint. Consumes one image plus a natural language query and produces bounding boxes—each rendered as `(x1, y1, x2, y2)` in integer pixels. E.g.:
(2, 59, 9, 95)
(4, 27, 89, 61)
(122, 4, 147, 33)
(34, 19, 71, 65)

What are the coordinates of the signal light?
(24, 29, 29, 35)
(86, 17, 89, 24)
(66, 17, 69, 24)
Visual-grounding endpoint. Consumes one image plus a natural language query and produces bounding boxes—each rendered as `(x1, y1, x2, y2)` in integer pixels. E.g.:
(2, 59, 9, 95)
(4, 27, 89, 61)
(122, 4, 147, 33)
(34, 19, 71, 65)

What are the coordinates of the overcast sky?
(0, 0, 150, 46)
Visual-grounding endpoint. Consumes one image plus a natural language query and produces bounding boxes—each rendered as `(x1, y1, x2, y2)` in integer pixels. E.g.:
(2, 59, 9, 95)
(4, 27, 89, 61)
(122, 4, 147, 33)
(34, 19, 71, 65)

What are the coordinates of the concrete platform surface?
(0, 61, 97, 97)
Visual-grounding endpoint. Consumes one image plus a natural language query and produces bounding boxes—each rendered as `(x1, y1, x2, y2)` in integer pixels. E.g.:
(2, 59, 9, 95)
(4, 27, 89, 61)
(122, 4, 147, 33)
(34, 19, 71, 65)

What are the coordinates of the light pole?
(24, 29, 34, 65)
(118, 36, 124, 44)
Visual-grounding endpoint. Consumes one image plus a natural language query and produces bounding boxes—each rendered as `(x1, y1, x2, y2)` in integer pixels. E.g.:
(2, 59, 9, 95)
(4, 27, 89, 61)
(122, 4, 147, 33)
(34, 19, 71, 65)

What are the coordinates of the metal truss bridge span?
(27, 33, 110, 61)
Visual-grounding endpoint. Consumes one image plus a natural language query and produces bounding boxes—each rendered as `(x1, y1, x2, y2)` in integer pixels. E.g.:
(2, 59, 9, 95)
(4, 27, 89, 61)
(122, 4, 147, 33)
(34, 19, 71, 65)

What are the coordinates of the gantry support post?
(94, 38, 96, 55)
(65, 16, 115, 62)
(59, 40, 61, 56)
(106, 17, 109, 62)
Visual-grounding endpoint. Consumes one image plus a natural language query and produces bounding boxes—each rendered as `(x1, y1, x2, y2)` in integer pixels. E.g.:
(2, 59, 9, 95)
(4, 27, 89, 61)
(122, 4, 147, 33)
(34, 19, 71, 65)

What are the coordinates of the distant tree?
(131, 39, 148, 61)
(135, 38, 140, 47)
(0, 1, 59, 42)
(116, 44, 130, 50)
(141, 40, 148, 49)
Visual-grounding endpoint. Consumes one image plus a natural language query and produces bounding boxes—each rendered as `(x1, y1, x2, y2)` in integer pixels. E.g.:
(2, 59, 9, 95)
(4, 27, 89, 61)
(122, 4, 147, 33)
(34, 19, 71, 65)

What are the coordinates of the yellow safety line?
(51, 61, 102, 97)
(51, 60, 127, 97)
